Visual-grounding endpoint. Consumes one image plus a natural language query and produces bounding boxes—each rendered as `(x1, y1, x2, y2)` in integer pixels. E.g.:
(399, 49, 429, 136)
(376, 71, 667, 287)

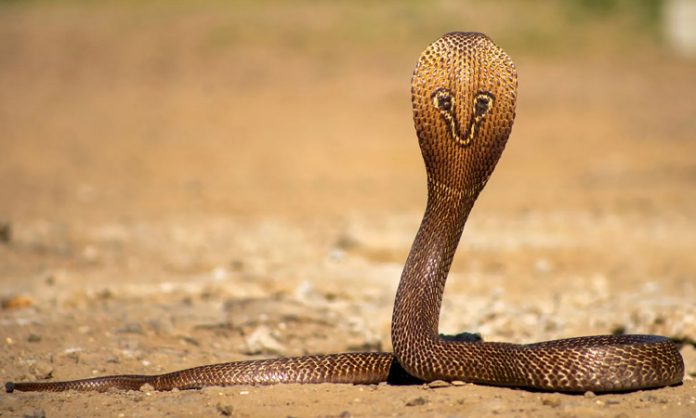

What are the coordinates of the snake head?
(411, 32, 517, 197)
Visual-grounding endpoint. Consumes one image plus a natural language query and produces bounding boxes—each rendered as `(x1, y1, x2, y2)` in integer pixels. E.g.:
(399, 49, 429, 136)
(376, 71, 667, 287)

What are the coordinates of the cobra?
(6, 32, 684, 394)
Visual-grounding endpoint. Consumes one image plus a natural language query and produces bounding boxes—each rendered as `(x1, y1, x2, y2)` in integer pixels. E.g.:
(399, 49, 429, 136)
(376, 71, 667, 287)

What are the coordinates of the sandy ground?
(1, 2, 695, 417)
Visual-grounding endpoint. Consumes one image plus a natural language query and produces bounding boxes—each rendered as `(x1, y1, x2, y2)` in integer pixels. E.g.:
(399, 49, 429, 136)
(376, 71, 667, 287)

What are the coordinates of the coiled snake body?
(6, 32, 684, 394)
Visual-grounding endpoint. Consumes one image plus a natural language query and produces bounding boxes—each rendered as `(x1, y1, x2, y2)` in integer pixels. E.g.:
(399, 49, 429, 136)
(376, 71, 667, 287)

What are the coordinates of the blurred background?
(1, 0, 694, 223)
(1, 1, 695, 402)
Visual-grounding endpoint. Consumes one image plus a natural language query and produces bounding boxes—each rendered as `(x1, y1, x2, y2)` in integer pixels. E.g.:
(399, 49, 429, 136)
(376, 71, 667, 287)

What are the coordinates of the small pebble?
(427, 380, 451, 388)
(534, 258, 552, 273)
(541, 396, 561, 407)
(243, 325, 286, 355)
(216, 403, 233, 416)
(23, 409, 45, 418)
(117, 323, 145, 335)
(2, 295, 33, 310)
(405, 396, 428, 406)
(584, 391, 596, 398)
(451, 380, 466, 386)
(180, 335, 200, 346)
(647, 395, 668, 404)
(139, 383, 154, 392)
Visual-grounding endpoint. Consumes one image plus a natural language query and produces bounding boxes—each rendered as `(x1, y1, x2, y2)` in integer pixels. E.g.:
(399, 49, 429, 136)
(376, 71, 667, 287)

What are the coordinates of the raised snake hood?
(411, 32, 517, 198)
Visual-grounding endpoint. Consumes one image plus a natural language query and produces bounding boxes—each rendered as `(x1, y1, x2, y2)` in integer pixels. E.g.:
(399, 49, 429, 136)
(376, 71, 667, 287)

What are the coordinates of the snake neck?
(391, 177, 477, 361)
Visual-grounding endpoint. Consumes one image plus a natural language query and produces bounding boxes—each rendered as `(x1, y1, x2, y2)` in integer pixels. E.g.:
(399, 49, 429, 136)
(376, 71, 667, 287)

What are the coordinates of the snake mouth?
(432, 88, 495, 147)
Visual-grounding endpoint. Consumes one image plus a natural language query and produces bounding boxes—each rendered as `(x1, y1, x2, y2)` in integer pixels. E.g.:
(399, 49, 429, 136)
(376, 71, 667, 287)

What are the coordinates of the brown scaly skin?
(6, 32, 684, 394)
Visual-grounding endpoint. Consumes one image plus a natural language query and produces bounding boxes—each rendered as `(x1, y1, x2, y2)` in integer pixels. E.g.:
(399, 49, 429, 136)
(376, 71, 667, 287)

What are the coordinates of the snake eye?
(432, 88, 454, 112)
(473, 92, 494, 117)
(438, 96, 452, 111)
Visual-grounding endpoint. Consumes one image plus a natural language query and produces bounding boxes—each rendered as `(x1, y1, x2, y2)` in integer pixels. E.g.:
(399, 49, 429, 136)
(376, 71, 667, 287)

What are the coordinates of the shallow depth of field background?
(1, 1, 695, 417)
(1, 0, 694, 222)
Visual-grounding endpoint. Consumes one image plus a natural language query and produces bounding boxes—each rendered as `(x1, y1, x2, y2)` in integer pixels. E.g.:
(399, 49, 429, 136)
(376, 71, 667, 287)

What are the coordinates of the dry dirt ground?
(1, 2, 695, 418)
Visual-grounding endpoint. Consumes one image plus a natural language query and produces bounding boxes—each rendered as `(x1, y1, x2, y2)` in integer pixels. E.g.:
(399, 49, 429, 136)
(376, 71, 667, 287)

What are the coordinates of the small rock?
(29, 362, 53, 380)
(63, 349, 81, 364)
(541, 396, 561, 407)
(427, 380, 451, 388)
(584, 391, 596, 398)
(117, 323, 145, 334)
(27, 334, 42, 343)
(139, 383, 154, 392)
(338, 411, 352, 418)
(229, 259, 244, 271)
(405, 396, 428, 406)
(451, 380, 466, 386)
(179, 335, 200, 346)
(328, 248, 346, 262)
(243, 325, 286, 355)
(294, 281, 315, 301)
(23, 409, 45, 418)
(216, 403, 233, 416)
(334, 234, 359, 251)
(2, 295, 33, 310)
(125, 390, 145, 401)
(680, 344, 696, 378)
(211, 267, 229, 281)
(642, 395, 668, 404)
(534, 258, 552, 274)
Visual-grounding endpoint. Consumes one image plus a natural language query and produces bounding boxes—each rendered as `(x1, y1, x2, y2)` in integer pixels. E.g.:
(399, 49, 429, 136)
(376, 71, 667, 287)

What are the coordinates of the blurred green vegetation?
(0, 0, 670, 59)
(564, 0, 663, 36)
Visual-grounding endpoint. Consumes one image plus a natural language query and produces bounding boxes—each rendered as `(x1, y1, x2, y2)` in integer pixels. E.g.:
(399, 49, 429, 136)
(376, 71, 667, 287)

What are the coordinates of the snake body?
(6, 32, 684, 394)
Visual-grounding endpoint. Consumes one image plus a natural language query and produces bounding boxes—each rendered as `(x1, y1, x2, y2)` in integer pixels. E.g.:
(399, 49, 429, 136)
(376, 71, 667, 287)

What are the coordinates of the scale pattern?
(6, 32, 684, 394)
